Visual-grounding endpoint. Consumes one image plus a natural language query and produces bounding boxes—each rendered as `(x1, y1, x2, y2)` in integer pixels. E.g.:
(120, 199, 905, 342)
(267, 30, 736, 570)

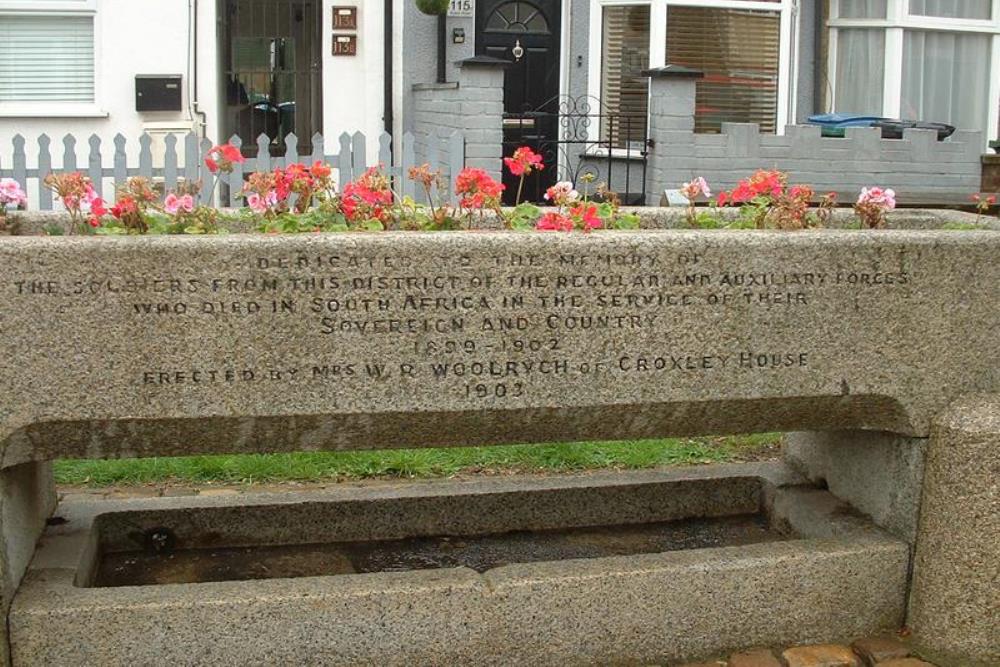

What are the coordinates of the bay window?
(829, 0, 1000, 142)
(666, 6, 781, 133)
(600, 5, 650, 147)
(593, 0, 793, 145)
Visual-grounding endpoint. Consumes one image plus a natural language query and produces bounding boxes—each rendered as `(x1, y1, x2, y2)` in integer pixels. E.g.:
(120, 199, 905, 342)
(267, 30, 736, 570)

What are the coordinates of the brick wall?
(647, 73, 984, 205)
(411, 61, 505, 185)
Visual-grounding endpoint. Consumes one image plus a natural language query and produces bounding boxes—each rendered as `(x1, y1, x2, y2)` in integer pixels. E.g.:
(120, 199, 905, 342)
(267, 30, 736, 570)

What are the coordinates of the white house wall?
(0, 0, 220, 192)
(323, 0, 388, 159)
(0, 0, 395, 193)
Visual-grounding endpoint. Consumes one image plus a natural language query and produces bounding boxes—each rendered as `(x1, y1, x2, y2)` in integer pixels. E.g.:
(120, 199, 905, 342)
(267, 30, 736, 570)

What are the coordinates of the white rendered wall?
(0, 0, 220, 203)
(0, 0, 395, 208)
(322, 0, 386, 161)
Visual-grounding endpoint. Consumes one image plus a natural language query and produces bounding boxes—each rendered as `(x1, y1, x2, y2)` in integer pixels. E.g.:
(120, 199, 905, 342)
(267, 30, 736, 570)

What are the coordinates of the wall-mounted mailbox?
(135, 75, 183, 112)
(332, 6, 357, 30)
(332, 34, 357, 56)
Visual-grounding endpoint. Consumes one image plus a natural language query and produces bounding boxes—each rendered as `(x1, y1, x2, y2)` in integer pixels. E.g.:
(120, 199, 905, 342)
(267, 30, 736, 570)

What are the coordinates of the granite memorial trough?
(0, 217, 997, 664)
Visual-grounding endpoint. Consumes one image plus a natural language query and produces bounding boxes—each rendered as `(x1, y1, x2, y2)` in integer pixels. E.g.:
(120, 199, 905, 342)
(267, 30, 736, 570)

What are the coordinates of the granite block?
(0, 229, 998, 467)
(0, 463, 55, 667)
(909, 395, 1000, 667)
(784, 431, 927, 542)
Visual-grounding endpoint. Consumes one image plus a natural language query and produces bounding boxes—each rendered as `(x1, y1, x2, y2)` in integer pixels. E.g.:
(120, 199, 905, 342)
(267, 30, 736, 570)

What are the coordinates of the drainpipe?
(190, 0, 208, 138)
(437, 14, 447, 83)
(814, 0, 826, 114)
(384, 0, 394, 135)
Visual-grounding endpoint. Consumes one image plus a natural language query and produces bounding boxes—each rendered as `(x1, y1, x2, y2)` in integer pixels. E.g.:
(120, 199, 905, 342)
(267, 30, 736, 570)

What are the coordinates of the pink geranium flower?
(165, 193, 196, 215)
(247, 191, 279, 214)
(543, 181, 579, 206)
(0, 178, 27, 210)
(680, 177, 711, 201)
(857, 186, 896, 211)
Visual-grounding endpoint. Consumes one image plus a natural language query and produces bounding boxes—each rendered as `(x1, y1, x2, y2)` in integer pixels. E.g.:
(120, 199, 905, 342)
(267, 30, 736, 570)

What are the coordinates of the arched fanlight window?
(486, 1, 550, 34)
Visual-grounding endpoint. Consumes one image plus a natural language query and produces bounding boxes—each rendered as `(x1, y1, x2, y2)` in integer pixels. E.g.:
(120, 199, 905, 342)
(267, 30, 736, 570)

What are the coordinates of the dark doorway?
(219, 0, 323, 157)
(477, 0, 561, 203)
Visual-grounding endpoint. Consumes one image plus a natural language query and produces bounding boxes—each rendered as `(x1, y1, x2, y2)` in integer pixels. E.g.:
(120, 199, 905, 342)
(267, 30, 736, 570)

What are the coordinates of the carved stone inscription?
(5, 238, 915, 412)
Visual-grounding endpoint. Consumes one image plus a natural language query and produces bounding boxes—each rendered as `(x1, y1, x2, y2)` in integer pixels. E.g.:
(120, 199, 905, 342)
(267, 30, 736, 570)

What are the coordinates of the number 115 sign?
(449, 0, 474, 17)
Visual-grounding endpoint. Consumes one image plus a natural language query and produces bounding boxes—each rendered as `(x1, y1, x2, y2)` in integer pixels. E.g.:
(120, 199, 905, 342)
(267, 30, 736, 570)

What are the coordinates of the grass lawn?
(53, 433, 781, 487)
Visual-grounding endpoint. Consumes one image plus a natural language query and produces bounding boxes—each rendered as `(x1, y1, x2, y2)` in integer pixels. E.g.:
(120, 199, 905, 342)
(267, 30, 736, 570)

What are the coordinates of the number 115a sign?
(449, 0, 474, 17)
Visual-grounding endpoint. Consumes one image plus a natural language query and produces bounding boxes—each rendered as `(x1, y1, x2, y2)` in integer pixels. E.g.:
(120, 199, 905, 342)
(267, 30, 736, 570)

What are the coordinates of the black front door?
(477, 0, 561, 203)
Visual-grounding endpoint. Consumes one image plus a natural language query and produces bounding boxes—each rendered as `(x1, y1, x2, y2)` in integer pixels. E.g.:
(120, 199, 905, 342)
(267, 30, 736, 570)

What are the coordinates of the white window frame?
(0, 0, 106, 118)
(828, 0, 1000, 146)
(587, 0, 796, 145)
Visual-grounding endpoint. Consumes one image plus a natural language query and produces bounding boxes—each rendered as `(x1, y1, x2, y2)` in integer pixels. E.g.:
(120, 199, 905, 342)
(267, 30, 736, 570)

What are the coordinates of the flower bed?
(2, 143, 996, 236)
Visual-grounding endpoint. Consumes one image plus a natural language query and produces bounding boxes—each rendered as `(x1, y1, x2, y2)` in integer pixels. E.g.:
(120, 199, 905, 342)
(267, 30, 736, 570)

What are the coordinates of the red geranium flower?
(310, 161, 332, 179)
(204, 143, 245, 174)
(455, 168, 504, 209)
(570, 203, 603, 231)
(504, 146, 544, 177)
(536, 211, 574, 232)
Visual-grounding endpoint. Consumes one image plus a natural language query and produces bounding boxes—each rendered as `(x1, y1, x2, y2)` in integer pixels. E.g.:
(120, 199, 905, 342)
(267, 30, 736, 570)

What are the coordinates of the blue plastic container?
(807, 113, 887, 138)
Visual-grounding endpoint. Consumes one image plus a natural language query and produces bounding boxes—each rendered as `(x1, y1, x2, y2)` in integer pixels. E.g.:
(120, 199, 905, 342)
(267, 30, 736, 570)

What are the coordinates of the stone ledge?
(643, 64, 705, 79)
(411, 81, 459, 92)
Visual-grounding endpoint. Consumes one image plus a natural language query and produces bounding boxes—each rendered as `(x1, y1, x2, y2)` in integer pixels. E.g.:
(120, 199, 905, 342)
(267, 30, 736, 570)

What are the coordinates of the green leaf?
(505, 203, 541, 230)
(613, 213, 641, 230)
(692, 212, 720, 229)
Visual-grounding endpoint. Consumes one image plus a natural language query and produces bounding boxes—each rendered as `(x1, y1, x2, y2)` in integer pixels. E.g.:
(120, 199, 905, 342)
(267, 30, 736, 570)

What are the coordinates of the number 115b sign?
(449, 0, 474, 17)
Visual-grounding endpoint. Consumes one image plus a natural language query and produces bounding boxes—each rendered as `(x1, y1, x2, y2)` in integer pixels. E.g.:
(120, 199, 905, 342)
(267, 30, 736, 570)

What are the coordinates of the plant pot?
(415, 0, 449, 16)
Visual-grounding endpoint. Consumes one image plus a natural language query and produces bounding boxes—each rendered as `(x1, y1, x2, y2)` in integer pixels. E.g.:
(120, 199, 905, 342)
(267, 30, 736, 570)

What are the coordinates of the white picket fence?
(0, 130, 466, 210)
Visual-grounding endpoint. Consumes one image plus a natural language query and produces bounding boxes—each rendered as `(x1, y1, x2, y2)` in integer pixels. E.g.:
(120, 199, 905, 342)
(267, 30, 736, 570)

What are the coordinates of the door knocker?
(512, 40, 524, 62)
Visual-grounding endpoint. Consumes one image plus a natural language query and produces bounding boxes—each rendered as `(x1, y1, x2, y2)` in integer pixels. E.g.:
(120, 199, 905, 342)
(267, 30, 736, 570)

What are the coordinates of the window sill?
(0, 104, 108, 119)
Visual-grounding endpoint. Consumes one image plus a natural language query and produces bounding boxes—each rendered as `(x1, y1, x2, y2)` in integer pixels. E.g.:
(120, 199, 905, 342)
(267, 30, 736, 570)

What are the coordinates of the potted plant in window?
(415, 0, 449, 15)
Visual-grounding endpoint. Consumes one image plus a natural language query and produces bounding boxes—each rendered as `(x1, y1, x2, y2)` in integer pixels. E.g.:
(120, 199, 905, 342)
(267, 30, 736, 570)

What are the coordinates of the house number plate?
(448, 0, 474, 18)
(332, 35, 357, 56)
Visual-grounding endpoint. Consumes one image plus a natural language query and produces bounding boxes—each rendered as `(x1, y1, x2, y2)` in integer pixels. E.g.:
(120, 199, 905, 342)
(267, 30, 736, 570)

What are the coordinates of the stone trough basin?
(0, 208, 997, 666)
(15, 465, 907, 666)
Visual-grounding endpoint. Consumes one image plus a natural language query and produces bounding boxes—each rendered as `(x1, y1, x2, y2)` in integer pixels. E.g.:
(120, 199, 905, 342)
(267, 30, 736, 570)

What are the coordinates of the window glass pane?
(902, 30, 991, 132)
(839, 0, 888, 18)
(834, 29, 885, 114)
(487, 1, 550, 34)
(0, 15, 95, 102)
(601, 5, 650, 148)
(666, 7, 781, 133)
(908, 0, 991, 20)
